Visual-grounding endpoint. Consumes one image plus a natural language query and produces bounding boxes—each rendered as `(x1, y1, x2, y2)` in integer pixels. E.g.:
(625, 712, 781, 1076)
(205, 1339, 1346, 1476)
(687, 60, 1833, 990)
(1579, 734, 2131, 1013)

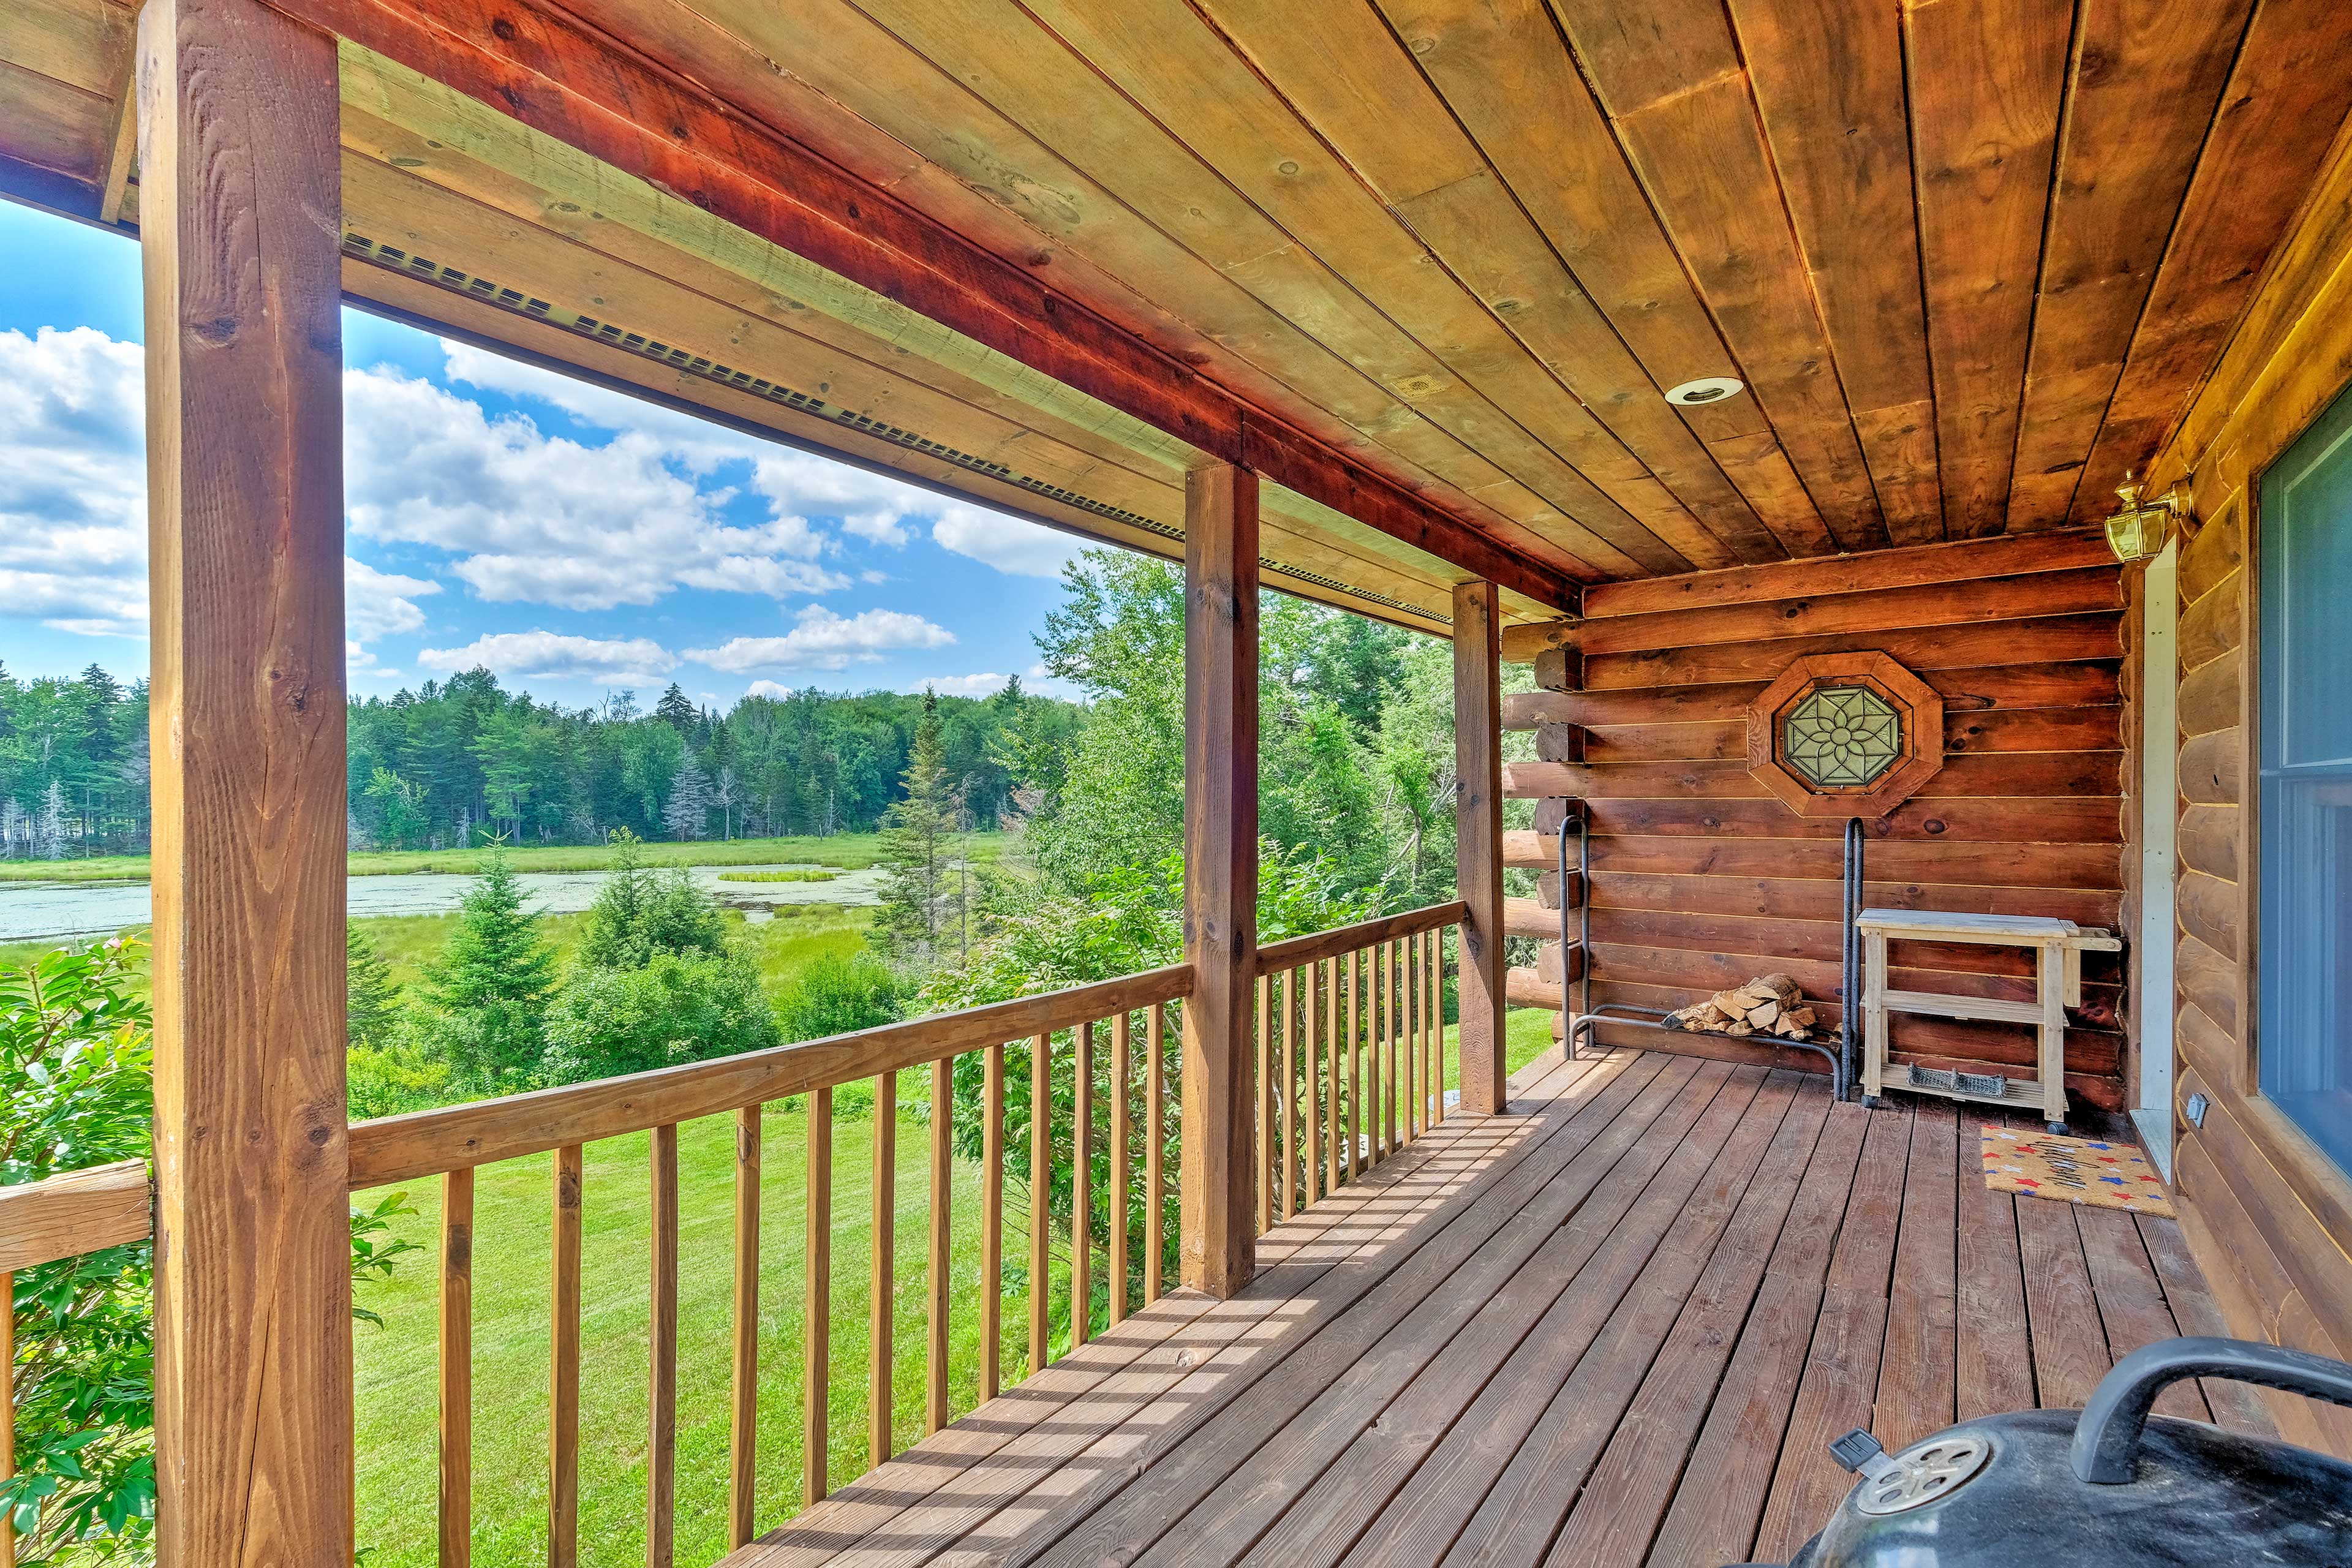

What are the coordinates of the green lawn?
(352, 1088, 1059, 1568)
(0, 831, 1010, 884)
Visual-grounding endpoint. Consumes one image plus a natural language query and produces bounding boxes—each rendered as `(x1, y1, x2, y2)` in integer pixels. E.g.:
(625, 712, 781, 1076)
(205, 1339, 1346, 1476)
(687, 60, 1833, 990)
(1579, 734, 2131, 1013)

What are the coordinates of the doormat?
(1980, 1126, 2175, 1216)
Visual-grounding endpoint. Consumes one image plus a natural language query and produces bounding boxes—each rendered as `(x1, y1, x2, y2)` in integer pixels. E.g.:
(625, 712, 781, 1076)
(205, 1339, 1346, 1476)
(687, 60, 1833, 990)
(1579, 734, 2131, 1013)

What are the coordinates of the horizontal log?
(2173, 1000, 2239, 1091)
(1576, 529, 2116, 620)
(1502, 663, 2122, 729)
(1507, 565, 2120, 660)
(1575, 612, 2121, 688)
(2179, 507, 2242, 607)
(2177, 931, 2240, 1036)
(349, 963, 1193, 1188)
(2179, 727, 2244, 805)
(1586, 942, 2121, 1025)
(1534, 941, 1587, 984)
(1254, 900, 1465, 974)
(1578, 980, 2123, 1089)
(1506, 801, 2124, 862)
(1547, 832, 2124, 890)
(1504, 751, 2121, 801)
(1506, 967, 1564, 1010)
(2177, 869, 2242, 961)
(1567, 706, 2122, 764)
(1588, 870, 2119, 930)
(2179, 567, 2244, 670)
(1585, 906, 2124, 983)
(0, 1159, 151, 1273)
(2177, 646, 2242, 739)
(2176, 804, 2239, 882)
(1507, 892, 1579, 937)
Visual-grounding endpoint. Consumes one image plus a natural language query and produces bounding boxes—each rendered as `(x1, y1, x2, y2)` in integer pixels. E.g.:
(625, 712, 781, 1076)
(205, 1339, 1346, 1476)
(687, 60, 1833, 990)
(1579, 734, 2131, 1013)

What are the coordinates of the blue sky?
(0, 199, 1089, 707)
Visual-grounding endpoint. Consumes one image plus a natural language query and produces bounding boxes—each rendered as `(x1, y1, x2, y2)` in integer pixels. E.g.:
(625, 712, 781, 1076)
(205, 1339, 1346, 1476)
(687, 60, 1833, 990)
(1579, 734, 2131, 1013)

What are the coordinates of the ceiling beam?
(258, 0, 1583, 609)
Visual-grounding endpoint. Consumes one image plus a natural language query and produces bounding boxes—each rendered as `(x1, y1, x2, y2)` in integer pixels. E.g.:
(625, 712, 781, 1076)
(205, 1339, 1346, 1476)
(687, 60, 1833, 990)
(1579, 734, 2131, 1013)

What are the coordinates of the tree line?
(0, 661, 1080, 856)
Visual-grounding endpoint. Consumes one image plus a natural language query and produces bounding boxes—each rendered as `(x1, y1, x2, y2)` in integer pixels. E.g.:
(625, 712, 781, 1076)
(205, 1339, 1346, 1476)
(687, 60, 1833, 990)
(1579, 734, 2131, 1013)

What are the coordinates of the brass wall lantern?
(2104, 472, 2193, 562)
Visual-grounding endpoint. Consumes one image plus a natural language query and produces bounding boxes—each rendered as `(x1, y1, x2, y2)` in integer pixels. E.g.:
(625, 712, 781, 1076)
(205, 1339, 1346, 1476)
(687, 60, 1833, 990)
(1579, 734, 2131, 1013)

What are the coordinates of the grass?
(352, 1090, 1061, 1568)
(716, 869, 840, 884)
(0, 831, 1011, 884)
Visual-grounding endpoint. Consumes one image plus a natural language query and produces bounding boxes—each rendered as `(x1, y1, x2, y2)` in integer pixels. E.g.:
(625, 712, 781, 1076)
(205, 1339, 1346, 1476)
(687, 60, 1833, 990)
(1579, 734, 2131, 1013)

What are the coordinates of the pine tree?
(347, 925, 402, 1050)
(662, 752, 713, 841)
(875, 690, 960, 968)
(654, 682, 699, 734)
(414, 842, 556, 1091)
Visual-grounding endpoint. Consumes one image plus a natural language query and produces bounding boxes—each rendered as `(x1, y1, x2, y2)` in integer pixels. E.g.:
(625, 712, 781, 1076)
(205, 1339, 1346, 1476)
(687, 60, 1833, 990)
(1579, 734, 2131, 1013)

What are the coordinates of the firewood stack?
(1662, 972, 1825, 1042)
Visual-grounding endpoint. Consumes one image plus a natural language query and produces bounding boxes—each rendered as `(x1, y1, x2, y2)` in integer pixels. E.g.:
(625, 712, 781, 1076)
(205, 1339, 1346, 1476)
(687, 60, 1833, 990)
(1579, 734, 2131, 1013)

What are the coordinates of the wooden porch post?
(1452, 580, 1507, 1114)
(1180, 462, 1259, 1297)
(140, 0, 355, 1560)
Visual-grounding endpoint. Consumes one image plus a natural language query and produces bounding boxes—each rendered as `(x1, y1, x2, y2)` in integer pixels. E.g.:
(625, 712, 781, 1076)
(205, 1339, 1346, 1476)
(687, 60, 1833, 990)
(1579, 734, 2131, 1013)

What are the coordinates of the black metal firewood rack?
(1562, 813, 1861, 1103)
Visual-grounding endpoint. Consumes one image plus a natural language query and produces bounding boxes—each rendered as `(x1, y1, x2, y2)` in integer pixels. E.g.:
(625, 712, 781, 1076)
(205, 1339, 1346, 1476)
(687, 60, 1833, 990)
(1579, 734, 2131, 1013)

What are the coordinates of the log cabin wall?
(1500, 529, 2132, 1110)
(2136, 126, 2352, 1458)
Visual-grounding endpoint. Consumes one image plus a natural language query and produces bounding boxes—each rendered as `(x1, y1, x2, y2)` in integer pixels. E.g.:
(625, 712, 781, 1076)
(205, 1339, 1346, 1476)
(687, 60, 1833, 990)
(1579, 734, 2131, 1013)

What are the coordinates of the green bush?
(1, 939, 417, 1564)
(540, 950, 780, 1083)
(771, 951, 902, 1044)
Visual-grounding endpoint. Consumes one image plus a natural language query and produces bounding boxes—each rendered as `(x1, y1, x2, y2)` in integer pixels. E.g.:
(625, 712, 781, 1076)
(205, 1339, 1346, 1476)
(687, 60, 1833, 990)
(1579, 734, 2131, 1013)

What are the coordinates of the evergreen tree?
(654, 682, 699, 734)
(576, 829, 726, 970)
(346, 925, 402, 1051)
(875, 690, 960, 968)
(412, 843, 556, 1092)
(37, 778, 68, 859)
(662, 752, 713, 840)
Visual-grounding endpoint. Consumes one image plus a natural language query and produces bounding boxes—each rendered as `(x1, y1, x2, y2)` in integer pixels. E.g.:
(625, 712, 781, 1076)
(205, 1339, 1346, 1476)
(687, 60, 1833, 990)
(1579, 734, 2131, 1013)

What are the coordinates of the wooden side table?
(1854, 910, 2122, 1133)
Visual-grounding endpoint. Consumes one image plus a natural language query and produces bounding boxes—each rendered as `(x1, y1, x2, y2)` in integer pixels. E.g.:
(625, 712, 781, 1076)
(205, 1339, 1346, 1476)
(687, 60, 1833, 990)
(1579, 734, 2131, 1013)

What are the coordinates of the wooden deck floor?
(732, 1048, 2271, 1568)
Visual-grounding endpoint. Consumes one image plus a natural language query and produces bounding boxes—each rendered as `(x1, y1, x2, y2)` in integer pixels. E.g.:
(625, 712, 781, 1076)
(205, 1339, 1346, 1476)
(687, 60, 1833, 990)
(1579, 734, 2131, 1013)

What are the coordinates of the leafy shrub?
(575, 831, 726, 970)
(1, 939, 417, 1563)
(540, 950, 780, 1083)
(771, 951, 902, 1044)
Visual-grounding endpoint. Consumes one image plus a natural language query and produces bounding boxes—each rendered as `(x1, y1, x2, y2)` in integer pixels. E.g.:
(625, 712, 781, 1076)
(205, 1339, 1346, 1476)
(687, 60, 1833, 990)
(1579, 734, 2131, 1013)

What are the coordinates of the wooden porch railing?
(0, 905, 1463, 1567)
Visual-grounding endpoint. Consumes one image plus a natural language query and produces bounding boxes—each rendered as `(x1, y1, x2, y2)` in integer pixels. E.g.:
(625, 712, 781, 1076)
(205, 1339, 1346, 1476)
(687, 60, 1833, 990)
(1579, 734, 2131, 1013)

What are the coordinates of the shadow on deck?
(729, 1049, 2266, 1568)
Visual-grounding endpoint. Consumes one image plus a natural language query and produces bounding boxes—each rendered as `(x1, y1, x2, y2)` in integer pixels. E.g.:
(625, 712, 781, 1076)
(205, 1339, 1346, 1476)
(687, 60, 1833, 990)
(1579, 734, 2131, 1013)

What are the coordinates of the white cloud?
(345, 556, 441, 643)
(744, 680, 793, 699)
(914, 673, 1011, 698)
(418, 630, 677, 686)
(687, 605, 954, 674)
(932, 505, 1084, 578)
(0, 327, 149, 636)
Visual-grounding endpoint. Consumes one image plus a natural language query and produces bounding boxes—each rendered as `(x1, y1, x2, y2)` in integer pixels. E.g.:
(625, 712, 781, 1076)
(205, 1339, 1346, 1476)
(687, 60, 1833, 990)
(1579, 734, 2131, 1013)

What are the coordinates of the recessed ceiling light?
(1665, 376, 1744, 406)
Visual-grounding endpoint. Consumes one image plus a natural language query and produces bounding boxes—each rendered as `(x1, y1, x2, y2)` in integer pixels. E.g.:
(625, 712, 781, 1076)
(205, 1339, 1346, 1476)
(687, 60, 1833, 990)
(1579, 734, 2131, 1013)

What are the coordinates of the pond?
(0, 863, 885, 943)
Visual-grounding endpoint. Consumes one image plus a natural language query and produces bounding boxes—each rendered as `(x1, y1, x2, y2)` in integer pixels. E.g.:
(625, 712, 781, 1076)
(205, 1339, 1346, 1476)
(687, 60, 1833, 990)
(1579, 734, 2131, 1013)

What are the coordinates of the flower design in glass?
(1780, 684, 1903, 789)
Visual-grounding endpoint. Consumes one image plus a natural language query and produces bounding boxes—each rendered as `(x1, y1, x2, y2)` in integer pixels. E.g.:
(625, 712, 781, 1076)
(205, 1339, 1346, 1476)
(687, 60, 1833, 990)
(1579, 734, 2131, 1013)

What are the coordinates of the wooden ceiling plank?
(1191, 0, 1774, 567)
(290, 6, 1584, 607)
(0, 0, 132, 97)
(2003, 0, 2252, 530)
(1728, 0, 1942, 546)
(1578, 527, 2114, 620)
(1376, 0, 1834, 559)
(339, 98, 1207, 497)
(1904, 0, 2071, 538)
(1545, 0, 1883, 556)
(630, 0, 1634, 578)
(0, 56, 111, 187)
(1003, 0, 1708, 571)
(2067, 0, 2352, 522)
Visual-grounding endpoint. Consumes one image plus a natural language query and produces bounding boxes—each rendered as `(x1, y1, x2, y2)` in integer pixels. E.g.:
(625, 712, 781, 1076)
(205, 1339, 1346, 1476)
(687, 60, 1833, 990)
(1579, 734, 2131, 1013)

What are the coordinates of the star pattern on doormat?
(1980, 1126, 2174, 1216)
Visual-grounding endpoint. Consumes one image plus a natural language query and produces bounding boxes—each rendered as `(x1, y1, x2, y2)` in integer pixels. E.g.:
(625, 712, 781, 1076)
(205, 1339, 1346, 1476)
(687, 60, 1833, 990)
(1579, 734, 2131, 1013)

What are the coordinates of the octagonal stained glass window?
(1781, 684, 1903, 789)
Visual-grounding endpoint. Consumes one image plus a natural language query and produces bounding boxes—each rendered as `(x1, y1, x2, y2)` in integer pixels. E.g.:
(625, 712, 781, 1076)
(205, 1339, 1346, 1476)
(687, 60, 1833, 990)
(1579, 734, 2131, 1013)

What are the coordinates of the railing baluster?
(981, 1043, 1004, 1401)
(1071, 1020, 1093, 1348)
(1324, 957, 1341, 1195)
(439, 1168, 473, 1568)
(1407, 935, 1422, 1144)
(1109, 1011, 1131, 1325)
(551, 1144, 583, 1568)
(649, 1124, 679, 1568)
(1303, 966, 1321, 1208)
(804, 1087, 832, 1504)
(729, 1107, 760, 1548)
(1430, 928, 1446, 1126)
(1382, 938, 1400, 1156)
(2, 1271, 13, 1568)
(927, 1058, 952, 1437)
(870, 1069, 896, 1471)
(1028, 1031, 1050, 1374)
(1279, 966, 1296, 1223)
(1366, 944, 1384, 1164)
(1144, 1005, 1166, 1304)
(1254, 971, 1272, 1235)
(1351, 945, 1368, 1174)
